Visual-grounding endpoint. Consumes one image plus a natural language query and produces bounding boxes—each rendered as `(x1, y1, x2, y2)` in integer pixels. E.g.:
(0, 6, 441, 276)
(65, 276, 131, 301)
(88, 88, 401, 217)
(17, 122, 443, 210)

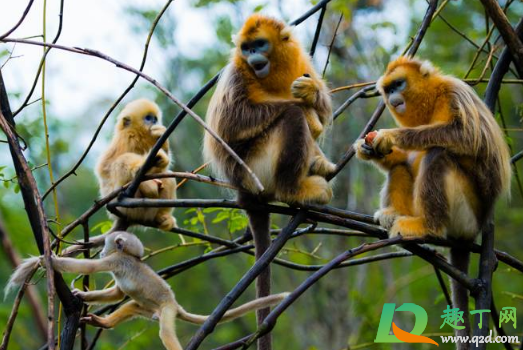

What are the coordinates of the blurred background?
(0, 0, 522, 349)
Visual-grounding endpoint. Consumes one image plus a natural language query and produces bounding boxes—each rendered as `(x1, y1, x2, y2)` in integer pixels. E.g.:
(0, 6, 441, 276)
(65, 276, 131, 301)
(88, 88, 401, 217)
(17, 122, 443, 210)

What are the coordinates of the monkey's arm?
(112, 151, 169, 186)
(214, 69, 299, 142)
(150, 124, 170, 153)
(291, 76, 332, 126)
(73, 286, 125, 304)
(51, 256, 116, 275)
(373, 119, 468, 155)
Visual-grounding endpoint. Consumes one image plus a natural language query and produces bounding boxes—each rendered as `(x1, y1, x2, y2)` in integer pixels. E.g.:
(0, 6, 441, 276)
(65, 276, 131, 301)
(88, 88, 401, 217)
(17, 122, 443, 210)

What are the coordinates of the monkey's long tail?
(176, 292, 290, 325)
(4, 256, 41, 299)
(450, 247, 471, 349)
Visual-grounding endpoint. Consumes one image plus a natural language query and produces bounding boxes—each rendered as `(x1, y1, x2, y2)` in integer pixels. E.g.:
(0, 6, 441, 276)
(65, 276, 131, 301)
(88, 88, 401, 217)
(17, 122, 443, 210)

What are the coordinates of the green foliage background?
(0, 0, 522, 349)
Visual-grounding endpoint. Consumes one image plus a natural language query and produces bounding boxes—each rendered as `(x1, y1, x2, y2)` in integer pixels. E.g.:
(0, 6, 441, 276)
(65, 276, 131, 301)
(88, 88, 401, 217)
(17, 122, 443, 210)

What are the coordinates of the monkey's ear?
(280, 27, 292, 41)
(122, 116, 131, 128)
(420, 61, 435, 77)
(115, 234, 127, 252)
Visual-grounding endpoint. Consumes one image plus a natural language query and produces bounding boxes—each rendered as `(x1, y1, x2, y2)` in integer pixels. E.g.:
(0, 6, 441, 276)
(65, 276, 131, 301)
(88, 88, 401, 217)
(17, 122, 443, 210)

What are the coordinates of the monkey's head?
(233, 14, 302, 80)
(116, 98, 162, 135)
(101, 231, 144, 259)
(377, 56, 441, 126)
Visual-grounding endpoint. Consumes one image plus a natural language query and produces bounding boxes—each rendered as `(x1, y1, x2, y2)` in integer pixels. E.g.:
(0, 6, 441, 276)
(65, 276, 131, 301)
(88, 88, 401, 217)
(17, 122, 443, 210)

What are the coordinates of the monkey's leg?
(275, 107, 332, 205)
(138, 179, 161, 198)
(389, 148, 449, 239)
(375, 164, 414, 229)
(83, 301, 151, 329)
(73, 286, 125, 304)
(304, 110, 323, 139)
(158, 305, 183, 350)
(155, 177, 177, 230)
(309, 143, 336, 178)
(112, 153, 148, 185)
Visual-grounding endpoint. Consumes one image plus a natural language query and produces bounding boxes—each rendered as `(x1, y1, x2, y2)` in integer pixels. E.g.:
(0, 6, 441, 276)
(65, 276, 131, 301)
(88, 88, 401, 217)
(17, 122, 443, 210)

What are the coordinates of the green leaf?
(253, 4, 267, 12)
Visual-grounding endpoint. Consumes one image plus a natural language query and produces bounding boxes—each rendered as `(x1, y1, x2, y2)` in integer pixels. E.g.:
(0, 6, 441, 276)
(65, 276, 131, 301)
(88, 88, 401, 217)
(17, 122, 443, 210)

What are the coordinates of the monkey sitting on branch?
(96, 98, 177, 231)
(355, 56, 511, 340)
(204, 14, 336, 206)
(5, 231, 289, 350)
(203, 15, 336, 349)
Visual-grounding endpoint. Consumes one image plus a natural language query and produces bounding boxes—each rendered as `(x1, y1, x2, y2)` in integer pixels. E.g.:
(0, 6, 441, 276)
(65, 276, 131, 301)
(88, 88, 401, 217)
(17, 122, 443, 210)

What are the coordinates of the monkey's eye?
(144, 114, 157, 124)
(385, 79, 407, 94)
(240, 43, 249, 51)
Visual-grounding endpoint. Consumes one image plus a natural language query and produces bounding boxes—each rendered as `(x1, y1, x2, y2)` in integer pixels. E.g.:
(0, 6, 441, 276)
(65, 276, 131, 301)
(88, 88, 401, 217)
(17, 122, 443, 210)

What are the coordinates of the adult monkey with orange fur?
(204, 14, 335, 349)
(355, 57, 511, 344)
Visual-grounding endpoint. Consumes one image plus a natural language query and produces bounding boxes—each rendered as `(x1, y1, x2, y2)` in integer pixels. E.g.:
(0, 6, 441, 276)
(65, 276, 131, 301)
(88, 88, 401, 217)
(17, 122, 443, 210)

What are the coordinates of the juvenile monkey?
(6, 231, 289, 350)
(97, 98, 177, 230)
(355, 57, 511, 342)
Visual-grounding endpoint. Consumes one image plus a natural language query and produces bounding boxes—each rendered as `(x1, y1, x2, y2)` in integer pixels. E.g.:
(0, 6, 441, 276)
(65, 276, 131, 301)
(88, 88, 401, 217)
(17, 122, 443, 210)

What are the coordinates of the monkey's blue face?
(143, 114, 158, 126)
(383, 78, 407, 114)
(241, 38, 271, 78)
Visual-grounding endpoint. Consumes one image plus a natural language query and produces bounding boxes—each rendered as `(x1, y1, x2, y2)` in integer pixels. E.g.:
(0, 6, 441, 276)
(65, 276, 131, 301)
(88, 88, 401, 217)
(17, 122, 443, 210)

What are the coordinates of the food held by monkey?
(5, 231, 289, 350)
(204, 14, 336, 206)
(96, 99, 177, 230)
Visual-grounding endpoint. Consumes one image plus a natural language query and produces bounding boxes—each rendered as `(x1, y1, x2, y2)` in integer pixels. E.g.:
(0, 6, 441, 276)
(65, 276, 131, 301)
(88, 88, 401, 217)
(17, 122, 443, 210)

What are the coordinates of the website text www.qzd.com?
(439, 331, 519, 346)
(375, 303, 519, 347)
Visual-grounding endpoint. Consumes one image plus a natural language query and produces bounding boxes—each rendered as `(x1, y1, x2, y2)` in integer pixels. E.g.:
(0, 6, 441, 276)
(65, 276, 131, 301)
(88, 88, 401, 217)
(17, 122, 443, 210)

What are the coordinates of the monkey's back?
(113, 256, 175, 310)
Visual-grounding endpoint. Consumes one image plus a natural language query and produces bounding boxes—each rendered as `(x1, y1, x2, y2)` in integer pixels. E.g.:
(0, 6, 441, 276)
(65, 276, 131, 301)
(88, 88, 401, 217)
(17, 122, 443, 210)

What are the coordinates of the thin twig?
(0, 0, 35, 40)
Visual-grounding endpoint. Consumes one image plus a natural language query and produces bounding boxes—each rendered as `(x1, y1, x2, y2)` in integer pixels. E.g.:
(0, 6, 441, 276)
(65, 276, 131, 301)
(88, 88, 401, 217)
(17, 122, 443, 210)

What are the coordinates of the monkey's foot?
(389, 216, 430, 239)
(309, 155, 336, 177)
(156, 215, 177, 231)
(294, 175, 333, 205)
(374, 207, 399, 229)
(82, 314, 112, 329)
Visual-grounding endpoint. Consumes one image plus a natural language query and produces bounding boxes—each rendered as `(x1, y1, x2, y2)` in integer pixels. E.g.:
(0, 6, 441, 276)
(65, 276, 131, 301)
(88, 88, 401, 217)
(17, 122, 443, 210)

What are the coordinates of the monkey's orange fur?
(355, 57, 511, 239)
(205, 14, 334, 205)
(96, 99, 177, 230)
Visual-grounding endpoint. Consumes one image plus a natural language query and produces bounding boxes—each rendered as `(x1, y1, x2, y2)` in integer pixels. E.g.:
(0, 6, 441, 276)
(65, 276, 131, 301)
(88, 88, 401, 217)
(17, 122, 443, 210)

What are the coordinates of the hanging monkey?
(5, 231, 289, 350)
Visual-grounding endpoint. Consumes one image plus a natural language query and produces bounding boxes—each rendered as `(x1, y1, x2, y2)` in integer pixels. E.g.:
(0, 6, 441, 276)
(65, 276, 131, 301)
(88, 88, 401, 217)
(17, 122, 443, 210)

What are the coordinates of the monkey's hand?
(291, 76, 319, 105)
(371, 129, 396, 155)
(354, 139, 384, 160)
(71, 288, 87, 300)
(81, 314, 111, 329)
(152, 149, 170, 170)
(150, 125, 167, 139)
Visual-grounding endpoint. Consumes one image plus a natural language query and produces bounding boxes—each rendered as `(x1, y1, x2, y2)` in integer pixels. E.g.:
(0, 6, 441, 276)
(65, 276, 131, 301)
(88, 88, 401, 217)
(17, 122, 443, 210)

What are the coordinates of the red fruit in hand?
(365, 131, 378, 145)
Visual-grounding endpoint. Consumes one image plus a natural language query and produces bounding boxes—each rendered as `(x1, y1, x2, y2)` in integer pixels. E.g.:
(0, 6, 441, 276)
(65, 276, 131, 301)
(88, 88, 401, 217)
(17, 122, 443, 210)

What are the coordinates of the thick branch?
(480, 0, 523, 77)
